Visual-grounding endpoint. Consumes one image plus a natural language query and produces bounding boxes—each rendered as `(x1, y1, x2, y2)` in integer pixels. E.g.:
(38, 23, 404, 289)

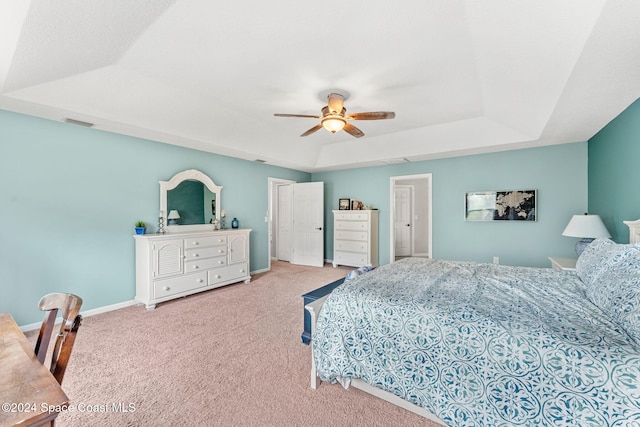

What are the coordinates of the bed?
(307, 221, 640, 426)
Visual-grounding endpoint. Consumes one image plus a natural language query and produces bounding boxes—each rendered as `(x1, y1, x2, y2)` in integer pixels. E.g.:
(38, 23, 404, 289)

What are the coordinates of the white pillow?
(575, 238, 615, 287)
(586, 269, 640, 343)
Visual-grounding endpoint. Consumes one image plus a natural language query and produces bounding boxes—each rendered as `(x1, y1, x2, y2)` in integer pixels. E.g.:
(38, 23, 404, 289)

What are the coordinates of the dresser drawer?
(335, 230, 368, 241)
(185, 246, 227, 260)
(335, 220, 368, 231)
(335, 240, 368, 253)
(209, 262, 249, 286)
(184, 235, 227, 249)
(334, 212, 369, 221)
(334, 251, 368, 267)
(154, 272, 207, 298)
(185, 255, 227, 273)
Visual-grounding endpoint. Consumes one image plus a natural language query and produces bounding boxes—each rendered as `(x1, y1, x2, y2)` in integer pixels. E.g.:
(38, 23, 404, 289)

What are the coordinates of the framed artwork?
(465, 190, 536, 221)
(339, 198, 351, 210)
(351, 199, 364, 210)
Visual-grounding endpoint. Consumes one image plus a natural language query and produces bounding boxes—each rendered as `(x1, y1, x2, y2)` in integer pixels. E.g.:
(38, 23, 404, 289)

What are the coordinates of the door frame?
(267, 177, 296, 272)
(389, 173, 432, 262)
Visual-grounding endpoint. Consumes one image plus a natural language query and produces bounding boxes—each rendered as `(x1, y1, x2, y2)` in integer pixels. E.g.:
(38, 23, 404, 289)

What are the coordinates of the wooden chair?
(34, 293, 83, 385)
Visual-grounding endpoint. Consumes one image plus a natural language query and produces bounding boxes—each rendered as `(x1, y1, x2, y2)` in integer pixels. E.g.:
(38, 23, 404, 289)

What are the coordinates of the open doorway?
(268, 178, 295, 271)
(268, 178, 325, 270)
(390, 174, 432, 261)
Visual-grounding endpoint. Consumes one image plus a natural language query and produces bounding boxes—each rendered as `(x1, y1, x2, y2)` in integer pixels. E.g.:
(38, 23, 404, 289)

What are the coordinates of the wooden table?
(0, 313, 69, 426)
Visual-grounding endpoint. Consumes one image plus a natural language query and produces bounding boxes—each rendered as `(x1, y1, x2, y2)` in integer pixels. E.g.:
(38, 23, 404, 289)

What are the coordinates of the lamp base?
(575, 238, 595, 256)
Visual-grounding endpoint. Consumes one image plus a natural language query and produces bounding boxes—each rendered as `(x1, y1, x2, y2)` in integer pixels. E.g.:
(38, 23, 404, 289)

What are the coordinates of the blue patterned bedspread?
(313, 258, 640, 426)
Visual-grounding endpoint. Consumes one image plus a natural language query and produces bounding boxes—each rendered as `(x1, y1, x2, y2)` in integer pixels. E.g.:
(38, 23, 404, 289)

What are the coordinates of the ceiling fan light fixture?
(321, 117, 346, 133)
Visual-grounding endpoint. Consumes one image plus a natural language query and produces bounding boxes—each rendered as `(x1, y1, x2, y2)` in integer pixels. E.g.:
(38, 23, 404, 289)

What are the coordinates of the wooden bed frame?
(306, 219, 640, 425)
(623, 218, 640, 243)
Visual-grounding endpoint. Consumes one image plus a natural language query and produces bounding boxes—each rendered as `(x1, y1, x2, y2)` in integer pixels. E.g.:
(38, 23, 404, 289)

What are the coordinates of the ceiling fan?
(274, 92, 395, 138)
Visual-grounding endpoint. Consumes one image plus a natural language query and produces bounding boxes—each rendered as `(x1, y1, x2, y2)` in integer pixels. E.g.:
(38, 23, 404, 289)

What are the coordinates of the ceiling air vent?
(380, 157, 410, 165)
(63, 118, 95, 127)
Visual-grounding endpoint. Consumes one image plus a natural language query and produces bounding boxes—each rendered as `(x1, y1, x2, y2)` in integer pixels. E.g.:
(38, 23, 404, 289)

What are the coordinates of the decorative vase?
(231, 218, 239, 229)
(135, 227, 146, 235)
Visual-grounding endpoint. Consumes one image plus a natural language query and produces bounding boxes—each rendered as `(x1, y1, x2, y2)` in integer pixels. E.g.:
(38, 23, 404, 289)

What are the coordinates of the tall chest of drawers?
(134, 229, 251, 310)
(332, 210, 379, 268)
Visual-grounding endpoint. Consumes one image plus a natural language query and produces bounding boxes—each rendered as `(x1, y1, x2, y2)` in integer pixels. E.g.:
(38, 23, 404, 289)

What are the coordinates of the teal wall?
(1, 106, 595, 326)
(588, 98, 640, 243)
(0, 109, 310, 325)
(314, 142, 588, 267)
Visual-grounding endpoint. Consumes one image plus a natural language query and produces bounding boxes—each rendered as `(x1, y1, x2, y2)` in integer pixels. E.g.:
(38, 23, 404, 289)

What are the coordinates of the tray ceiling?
(2, 0, 640, 172)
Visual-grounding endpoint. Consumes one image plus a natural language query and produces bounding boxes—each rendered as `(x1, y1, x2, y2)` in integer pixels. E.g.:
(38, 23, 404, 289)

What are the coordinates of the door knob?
(315, 227, 323, 231)
(406, 224, 411, 227)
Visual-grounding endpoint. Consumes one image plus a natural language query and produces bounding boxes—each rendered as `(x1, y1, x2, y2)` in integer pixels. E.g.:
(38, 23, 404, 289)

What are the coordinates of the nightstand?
(548, 257, 577, 271)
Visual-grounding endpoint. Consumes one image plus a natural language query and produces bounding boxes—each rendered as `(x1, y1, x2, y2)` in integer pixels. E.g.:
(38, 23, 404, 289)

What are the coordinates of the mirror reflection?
(159, 169, 222, 232)
(167, 181, 217, 225)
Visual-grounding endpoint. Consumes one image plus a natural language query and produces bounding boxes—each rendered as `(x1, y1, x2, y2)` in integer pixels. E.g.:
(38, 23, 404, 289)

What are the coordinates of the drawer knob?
(214, 275, 221, 279)
(192, 241, 199, 245)
(163, 286, 170, 291)
(197, 279, 204, 283)
(218, 249, 224, 253)
(193, 265, 199, 269)
(193, 253, 199, 257)
(219, 261, 224, 264)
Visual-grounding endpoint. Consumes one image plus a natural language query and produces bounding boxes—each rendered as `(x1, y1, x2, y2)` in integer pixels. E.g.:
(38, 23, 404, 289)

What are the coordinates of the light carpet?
(33, 261, 438, 426)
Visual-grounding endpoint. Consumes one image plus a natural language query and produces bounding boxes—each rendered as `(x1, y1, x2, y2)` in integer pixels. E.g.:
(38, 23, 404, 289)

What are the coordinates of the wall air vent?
(63, 118, 95, 127)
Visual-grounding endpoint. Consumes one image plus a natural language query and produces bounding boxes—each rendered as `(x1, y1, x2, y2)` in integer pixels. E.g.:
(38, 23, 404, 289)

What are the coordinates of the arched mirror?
(160, 169, 222, 233)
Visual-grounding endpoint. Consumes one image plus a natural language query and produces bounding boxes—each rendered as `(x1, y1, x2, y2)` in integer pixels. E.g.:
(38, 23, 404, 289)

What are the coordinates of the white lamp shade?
(168, 210, 181, 220)
(562, 214, 610, 239)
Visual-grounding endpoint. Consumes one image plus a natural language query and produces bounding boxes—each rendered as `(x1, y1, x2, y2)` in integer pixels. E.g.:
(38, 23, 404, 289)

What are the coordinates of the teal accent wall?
(0, 109, 309, 325)
(588, 98, 640, 243)
(313, 142, 588, 268)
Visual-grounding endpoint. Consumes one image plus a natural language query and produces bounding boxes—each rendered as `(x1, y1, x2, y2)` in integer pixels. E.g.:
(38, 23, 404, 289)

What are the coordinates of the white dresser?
(332, 210, 379, 268)
(134, 229, 251, 310)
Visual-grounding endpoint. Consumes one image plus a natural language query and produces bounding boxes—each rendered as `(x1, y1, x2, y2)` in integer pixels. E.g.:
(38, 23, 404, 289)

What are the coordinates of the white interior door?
(291, 182, 324, 267)
(276, 184, 292, 261)
(394, 185, 413, 257)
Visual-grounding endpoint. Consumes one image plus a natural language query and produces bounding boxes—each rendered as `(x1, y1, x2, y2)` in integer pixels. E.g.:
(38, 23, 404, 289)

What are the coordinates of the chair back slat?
(34, 293, 83, 385)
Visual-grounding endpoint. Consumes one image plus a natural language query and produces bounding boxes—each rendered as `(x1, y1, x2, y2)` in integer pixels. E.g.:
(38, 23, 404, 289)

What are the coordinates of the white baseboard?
(20, 270, 273, 332)
(20, 299, 139, 332)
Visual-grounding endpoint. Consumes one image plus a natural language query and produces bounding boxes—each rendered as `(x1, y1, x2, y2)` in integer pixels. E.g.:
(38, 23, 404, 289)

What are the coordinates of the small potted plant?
(135, 221, 146, 235)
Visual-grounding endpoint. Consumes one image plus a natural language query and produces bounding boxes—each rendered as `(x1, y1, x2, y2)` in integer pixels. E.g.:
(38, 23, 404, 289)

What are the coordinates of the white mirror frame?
(160, 169, 222, 233)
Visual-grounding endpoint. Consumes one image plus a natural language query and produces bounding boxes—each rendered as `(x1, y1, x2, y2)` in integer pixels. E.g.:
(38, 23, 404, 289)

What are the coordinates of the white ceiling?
(2, 1, 640, 172)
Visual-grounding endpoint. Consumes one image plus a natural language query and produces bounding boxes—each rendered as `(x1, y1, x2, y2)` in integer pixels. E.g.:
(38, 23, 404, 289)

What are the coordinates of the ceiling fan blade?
(300, 124, 323, 137)
(327, 93, 344, 115)
(274, 113, 320, 118)
(347, 111, 396, 120)
(343, 123, 364, 138)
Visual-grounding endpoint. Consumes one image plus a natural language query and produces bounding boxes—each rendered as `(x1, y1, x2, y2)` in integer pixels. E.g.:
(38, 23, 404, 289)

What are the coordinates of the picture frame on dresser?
(339, 198, 350, 210)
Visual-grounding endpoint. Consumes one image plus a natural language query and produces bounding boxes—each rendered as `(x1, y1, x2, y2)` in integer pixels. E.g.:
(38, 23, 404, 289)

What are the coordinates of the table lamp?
(562, 213, 610, 256)
(168, 210, 181, 225)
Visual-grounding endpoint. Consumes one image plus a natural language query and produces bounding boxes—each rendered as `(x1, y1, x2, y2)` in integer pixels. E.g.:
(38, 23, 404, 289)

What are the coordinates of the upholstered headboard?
(624, 219, 640, 244)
